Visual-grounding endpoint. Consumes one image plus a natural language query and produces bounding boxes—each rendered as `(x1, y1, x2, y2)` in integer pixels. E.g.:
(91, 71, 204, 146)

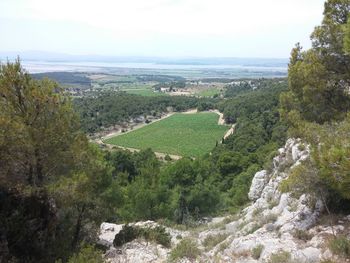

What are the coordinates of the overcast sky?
(0, 0, 325, 58)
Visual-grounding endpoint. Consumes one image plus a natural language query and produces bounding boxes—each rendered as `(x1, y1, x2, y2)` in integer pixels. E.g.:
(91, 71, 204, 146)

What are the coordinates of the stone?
(99, 223, 124, 247)
(248, 170, 268, 201)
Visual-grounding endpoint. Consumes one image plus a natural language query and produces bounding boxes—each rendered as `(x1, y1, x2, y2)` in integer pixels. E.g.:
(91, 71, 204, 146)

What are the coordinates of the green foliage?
(67, 245, 103, 263)
(268, 251, 292, 263)
(202, 234, 229, 251)
(104, 112, 229, 157)
(329, 236, 350, 258)
(74, 91, 213, 133)
(279, 0, 350, 211)
(344, 16, 350, 53)
(113, 224, 171, 248)
(0, 61, 121, 262)
(292, 229, 312, 241)
(113, 224, 139, 247)
(280, 116, 350, 210)
(170, 238, 201, 261)
(0, 59, 82, 188)
(251, 244, 264, 260)
(281, 0, 350, 124)
(142, 226, 171, 248)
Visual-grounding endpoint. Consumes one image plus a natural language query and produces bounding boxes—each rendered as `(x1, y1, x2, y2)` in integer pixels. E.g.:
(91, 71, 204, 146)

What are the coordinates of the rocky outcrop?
(99, 138, 350, 262)
(248, 170, 268, 201)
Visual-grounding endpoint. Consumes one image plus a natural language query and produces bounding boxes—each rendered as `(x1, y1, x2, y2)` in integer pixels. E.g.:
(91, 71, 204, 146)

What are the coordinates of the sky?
(0, 0, 325, 58)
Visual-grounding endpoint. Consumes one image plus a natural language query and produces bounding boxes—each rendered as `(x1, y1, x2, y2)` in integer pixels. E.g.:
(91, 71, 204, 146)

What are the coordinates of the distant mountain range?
(0, 51, 288, 68)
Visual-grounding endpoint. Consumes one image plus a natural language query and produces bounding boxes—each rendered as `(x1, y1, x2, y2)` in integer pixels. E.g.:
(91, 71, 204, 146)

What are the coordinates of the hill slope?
(99, 138, 349, 263)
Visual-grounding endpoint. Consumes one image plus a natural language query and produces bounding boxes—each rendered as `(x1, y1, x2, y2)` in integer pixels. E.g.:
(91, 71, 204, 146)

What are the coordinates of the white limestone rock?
(99, 223, 123, 248)
(248, 170, 268, 201)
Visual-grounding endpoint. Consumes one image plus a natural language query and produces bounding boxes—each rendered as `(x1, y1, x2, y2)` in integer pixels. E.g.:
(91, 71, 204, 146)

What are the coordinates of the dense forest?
(1, 0, 350, 262)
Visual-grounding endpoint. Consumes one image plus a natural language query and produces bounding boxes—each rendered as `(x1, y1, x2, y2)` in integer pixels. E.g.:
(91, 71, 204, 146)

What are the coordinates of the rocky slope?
(99, 139, 350, 262)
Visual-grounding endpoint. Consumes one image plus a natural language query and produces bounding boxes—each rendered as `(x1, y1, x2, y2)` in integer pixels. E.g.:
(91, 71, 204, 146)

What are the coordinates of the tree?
(280, 0, 350, 212)
(343, 16, 350, 53)
(281, 0, 350, 124)
(0, 60, 120, 261)
(0, 59, 83, 188)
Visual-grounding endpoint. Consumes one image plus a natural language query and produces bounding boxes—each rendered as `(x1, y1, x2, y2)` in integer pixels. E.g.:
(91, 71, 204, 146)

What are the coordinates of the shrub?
(268, 251, 292, 263)
(246, 223, 262, 235)
(252, 207, 264, 218)
(113, 224, 171, 248)
(268, 199, 279, 209)
(252, 244, 264, 259)
(67, 245, 103, 263)
(164, 154, 172, 161)
(113, 224, 140, 247)
(292, 229, 312, 241)
(260, 213, 278, 225)
(141, 226, 171, 248)
(170, 238, 201, 261)
(202, 233, 228, 251)
(329, 236, 350, 258)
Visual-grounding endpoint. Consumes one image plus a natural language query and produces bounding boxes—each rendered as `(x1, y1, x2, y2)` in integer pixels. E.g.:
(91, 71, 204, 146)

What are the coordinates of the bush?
(329, 236, 350, 258)
(170, 238, 201, 261)
(141, 226, 171, 248)
(202, 234, 228, 251)
(251, 244, 264, 259)
(113, 224, 171, 248)
(260, 213, 278, 225)
(268, 251, 292, 263)
(67, 245, 103, 263)
(113, 224, 140, 247)
(164, 154, 172, 161)
(292, 229, 312, 241)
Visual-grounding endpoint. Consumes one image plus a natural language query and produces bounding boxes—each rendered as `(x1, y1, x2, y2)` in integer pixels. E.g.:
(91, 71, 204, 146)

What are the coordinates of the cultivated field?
(104, 112, 229, 157)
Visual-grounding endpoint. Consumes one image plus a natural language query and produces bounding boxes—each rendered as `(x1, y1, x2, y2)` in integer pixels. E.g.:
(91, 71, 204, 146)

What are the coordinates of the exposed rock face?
(248, 170, 268, 201)
(99, 138, 350, 262)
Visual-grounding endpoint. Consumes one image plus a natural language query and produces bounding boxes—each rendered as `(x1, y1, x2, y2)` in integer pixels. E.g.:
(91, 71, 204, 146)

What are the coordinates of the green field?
(195, 88, 221, 97)
(104, 112, 229, 157)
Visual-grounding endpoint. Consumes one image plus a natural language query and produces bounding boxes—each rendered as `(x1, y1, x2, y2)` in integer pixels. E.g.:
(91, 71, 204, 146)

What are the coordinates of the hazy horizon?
(0, 0, 325, 58)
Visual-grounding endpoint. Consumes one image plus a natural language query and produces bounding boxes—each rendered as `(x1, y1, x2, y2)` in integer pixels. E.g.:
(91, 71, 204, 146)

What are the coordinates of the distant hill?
(0, 51, 288, 67)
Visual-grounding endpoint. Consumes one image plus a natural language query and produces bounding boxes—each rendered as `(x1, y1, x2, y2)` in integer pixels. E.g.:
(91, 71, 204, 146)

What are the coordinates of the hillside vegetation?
(1, 0, 350, 262)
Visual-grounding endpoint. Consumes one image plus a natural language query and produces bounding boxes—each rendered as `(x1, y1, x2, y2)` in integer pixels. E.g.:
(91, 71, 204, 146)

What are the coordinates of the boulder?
(99, 223, 124, 248)
(248, 170, 268, 201)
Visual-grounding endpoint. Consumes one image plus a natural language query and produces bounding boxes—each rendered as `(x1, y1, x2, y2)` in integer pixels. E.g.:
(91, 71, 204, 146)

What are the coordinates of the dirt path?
(208, 109, 225, 125)
(209, 109, 235, 139)
(223, 124, 236, 139)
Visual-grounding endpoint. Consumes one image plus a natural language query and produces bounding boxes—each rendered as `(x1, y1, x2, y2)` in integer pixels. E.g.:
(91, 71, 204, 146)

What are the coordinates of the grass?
(170, 238, 201, 262)
(252, 244, 264, 260)
(104, 112, 229, 157)
(202, 233, 229, 251)
(195, 87, 221, 97)
(268, 251, 292, 263)
(113, 224, 171, 248)
(292, 229, 312, 241)
(328, 236, 350, 258)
